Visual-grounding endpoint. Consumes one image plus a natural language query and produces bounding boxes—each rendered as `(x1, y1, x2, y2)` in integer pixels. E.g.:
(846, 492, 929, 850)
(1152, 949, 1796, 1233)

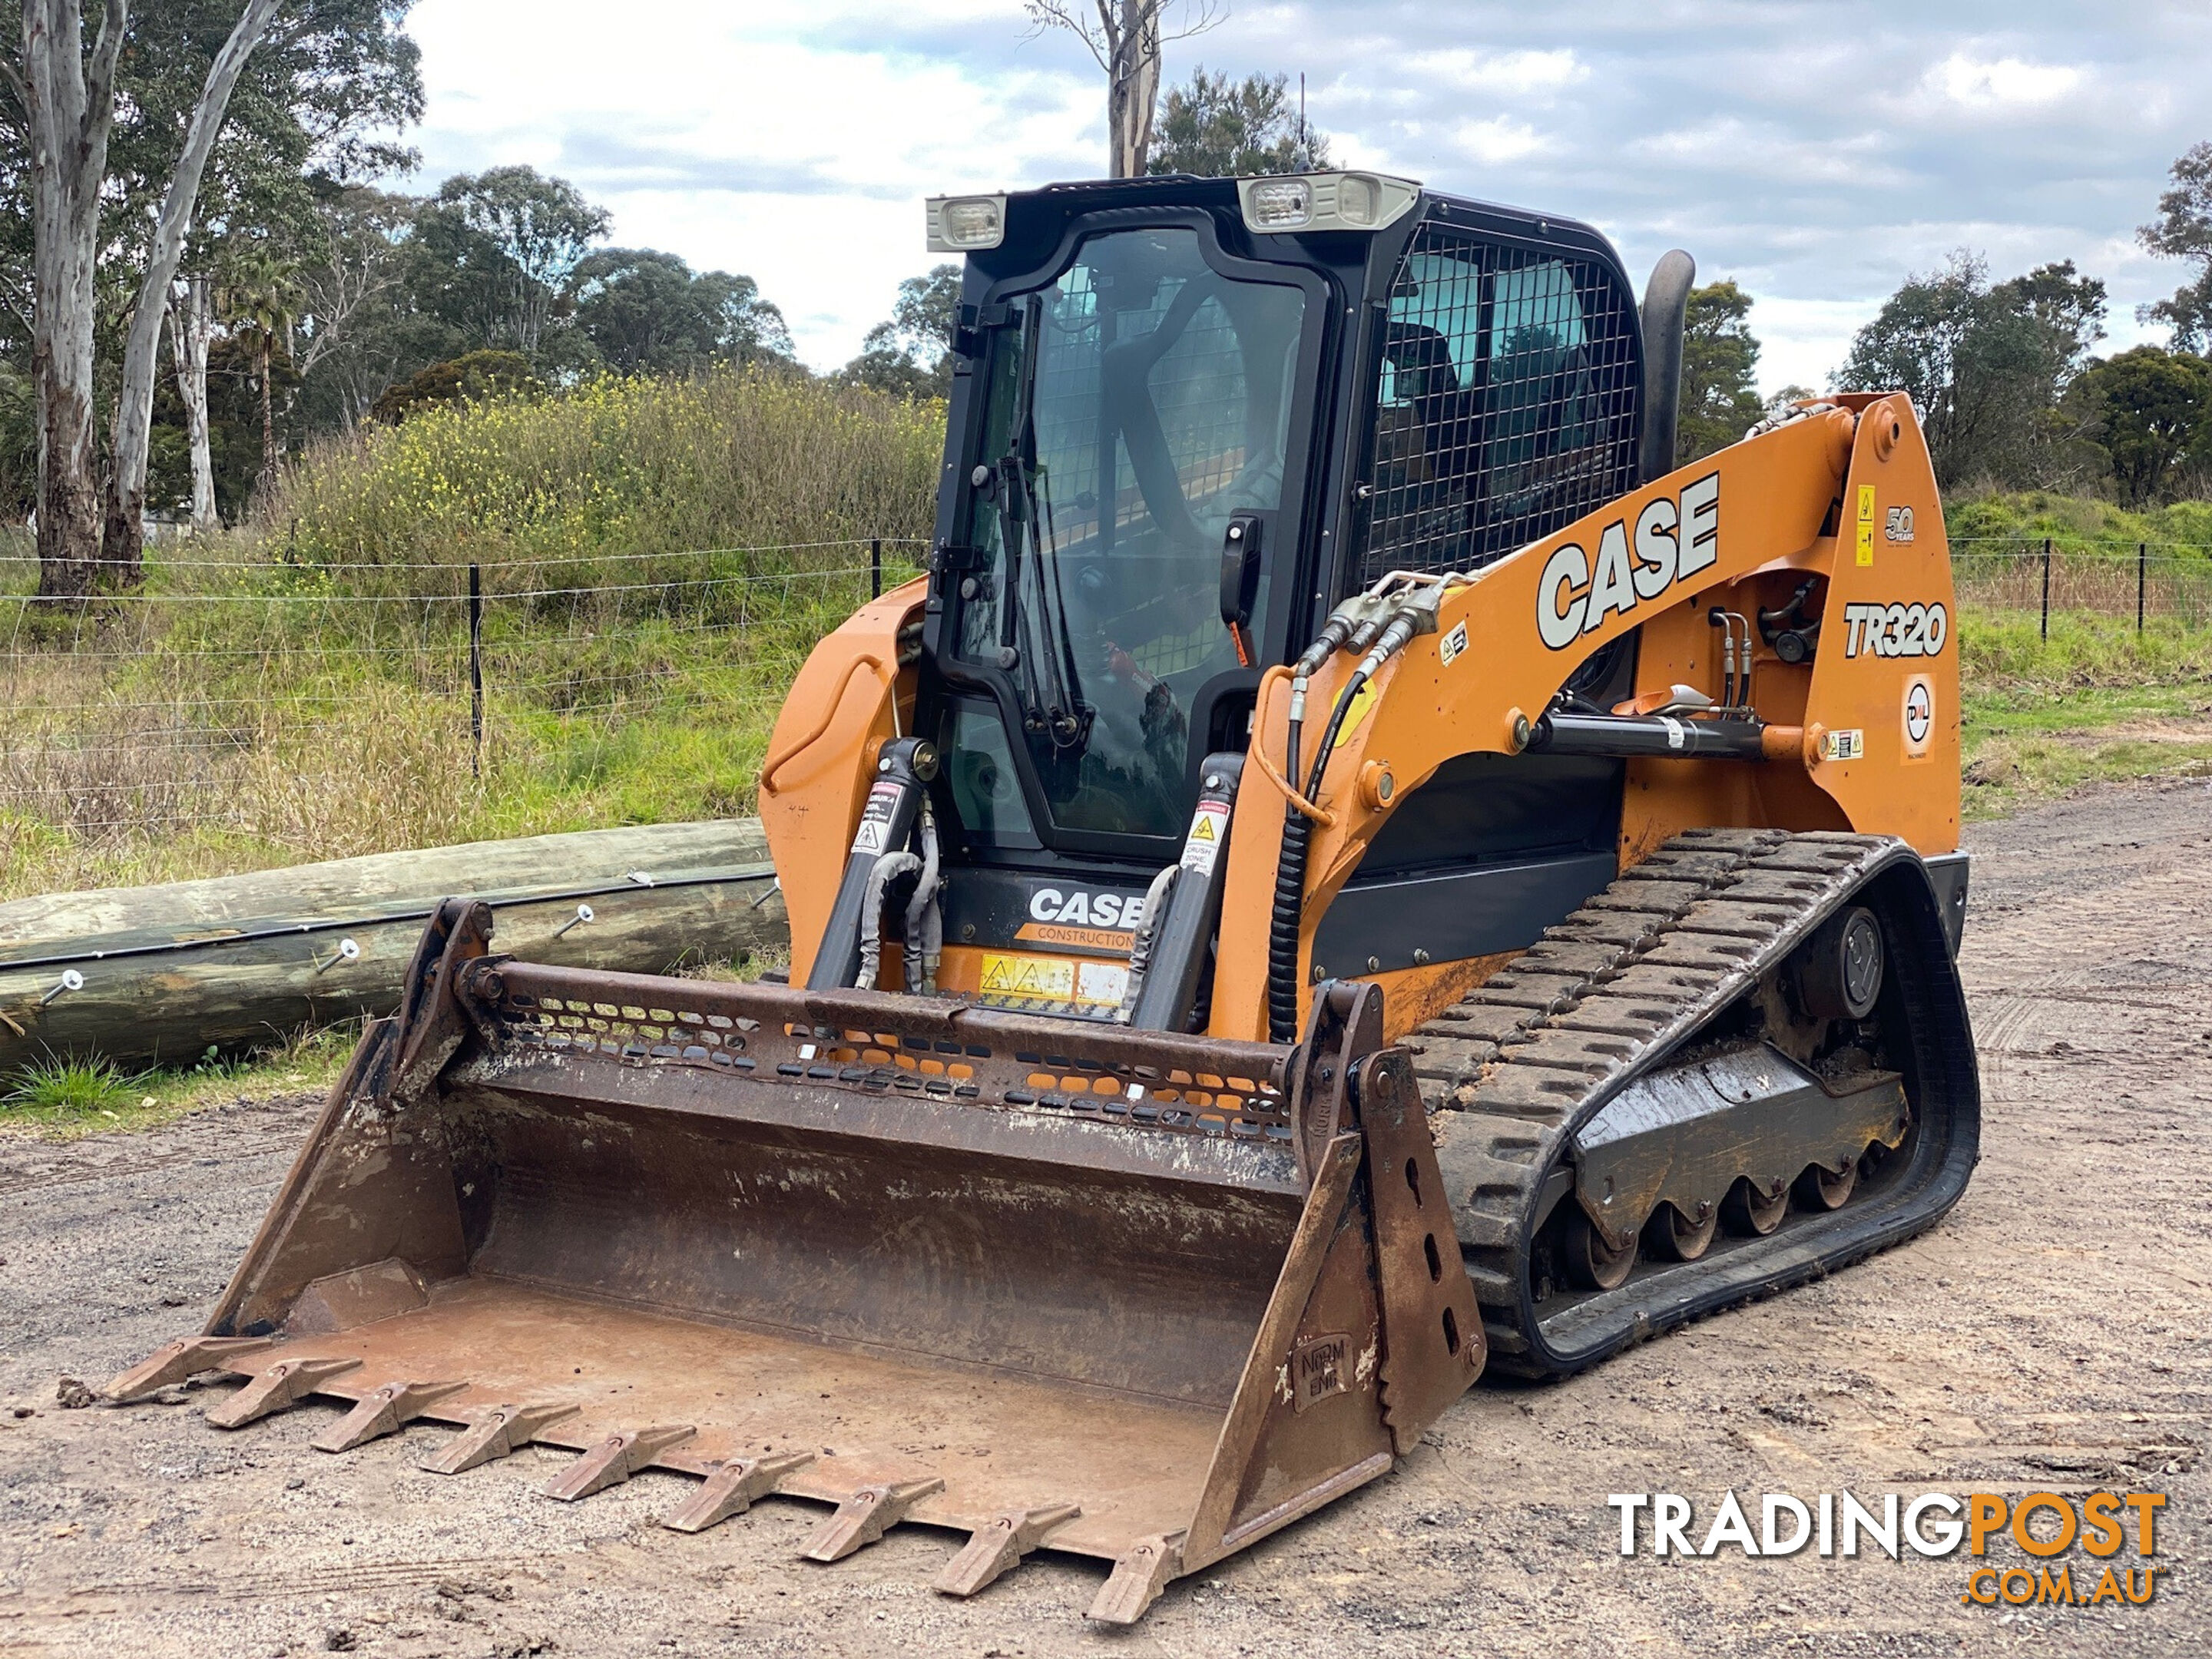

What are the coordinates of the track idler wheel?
(1563, 1209, 1637, 1290)
(1647, 1200, 1719, 1262)
(1722, 1177, 1789, 1237)
(1791, 905, 1885, 1021)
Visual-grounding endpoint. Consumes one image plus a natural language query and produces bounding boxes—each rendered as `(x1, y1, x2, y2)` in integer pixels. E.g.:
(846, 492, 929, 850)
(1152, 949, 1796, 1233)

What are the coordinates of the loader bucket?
(108, 902, 1482, 1623)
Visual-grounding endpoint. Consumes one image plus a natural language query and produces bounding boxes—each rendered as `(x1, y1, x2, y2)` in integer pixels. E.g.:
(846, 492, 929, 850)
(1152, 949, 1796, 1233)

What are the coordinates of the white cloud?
(1746, 296, 1889, 393)
(392, 1, 2212, 386)
(1411, 48, 1588, 94)
(1923, 52, 2081, 111)
(1633, 120, 1908, 189)
(407, 0, 1099, 366)
(1451, 115, 1543, 165)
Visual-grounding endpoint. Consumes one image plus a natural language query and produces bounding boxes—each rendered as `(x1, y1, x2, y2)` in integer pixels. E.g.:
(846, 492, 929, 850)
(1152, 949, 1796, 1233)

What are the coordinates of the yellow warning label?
(1856, 486, 1877, 567)
(1181, 801, 1229, 876)
(1339, 678, 1380, 742)
(980, 952, 1075, 1001)
(977, 953, 1128, 1011)
(1856, 523, 1875, 566)
(1857, 485, 1876, 522)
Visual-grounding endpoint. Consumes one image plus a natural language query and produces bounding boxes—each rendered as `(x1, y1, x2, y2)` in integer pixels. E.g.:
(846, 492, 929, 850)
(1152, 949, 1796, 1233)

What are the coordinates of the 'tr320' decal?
(1842, 601, 1949, 658)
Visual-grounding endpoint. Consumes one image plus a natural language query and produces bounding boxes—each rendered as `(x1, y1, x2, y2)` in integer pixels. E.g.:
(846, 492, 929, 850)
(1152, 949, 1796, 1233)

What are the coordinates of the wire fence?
(1950, 538, 2212, 635)
(0, 538, 925, 876)
(0, 531, 2207, 876)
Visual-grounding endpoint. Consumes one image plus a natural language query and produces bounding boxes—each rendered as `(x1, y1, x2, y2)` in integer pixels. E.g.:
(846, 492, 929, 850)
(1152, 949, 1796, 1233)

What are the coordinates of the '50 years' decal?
(1842, 601, 1948, 659)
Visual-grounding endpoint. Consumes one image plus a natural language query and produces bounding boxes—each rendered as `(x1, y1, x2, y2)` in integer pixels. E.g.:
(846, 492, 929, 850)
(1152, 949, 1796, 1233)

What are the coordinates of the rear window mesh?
(1349, 220, 1641, 587)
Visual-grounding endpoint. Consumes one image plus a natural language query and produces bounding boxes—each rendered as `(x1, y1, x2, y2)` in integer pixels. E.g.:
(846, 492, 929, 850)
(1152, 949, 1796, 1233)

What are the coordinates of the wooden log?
(0, 823, 790, 1075)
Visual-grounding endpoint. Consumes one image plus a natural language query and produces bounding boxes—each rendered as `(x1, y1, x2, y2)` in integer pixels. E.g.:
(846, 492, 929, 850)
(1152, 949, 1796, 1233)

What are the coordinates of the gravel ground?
(3, 776, 2208, 1658)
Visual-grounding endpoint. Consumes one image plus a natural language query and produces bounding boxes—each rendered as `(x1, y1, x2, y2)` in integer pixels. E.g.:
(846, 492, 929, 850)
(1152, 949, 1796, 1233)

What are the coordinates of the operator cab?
(912, 172, 1674, 1016)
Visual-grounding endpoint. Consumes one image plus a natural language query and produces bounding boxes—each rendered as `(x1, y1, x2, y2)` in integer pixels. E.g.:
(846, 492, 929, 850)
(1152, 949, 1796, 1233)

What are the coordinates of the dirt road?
(4, 777, 2207, 1657)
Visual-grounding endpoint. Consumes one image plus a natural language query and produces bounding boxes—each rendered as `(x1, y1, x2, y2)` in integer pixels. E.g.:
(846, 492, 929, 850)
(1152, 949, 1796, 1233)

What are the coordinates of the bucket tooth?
(543, 1425, 696, 1501)
(104, 1336, 273, 1402)
(662, 1451, 816, 1534)
(933, 1502, 1081, 1598)
(420, 1402, 580, 1475)
(311, 1379, 469, 1454)
(801, 1478, 945, 1563)
(204, 1356, 361, 1430)
(1087, 1532, 1185, 1626)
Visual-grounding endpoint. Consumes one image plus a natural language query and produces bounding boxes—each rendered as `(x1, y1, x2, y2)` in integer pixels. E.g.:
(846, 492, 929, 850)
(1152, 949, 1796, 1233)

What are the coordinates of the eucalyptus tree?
(0, 0, 421, 587)
(1026, 0, 1221, 177)
(2141, 141, 2212, 352)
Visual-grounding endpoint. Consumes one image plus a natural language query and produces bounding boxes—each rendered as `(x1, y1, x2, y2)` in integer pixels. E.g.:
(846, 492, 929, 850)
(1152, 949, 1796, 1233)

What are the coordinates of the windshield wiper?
(992, 295, 1088, 750)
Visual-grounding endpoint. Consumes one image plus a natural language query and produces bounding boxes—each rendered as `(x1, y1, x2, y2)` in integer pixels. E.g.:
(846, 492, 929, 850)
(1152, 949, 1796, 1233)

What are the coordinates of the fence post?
(871, 537, 882, 601)
(2137, 541, 2147, 634)
(468, 561, 484, 779)
(2040, 537, 2051, 642)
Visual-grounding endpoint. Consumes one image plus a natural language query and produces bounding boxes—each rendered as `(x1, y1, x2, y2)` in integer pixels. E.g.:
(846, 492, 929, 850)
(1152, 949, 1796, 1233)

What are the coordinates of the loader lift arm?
(1212, 392, 1959, 1044)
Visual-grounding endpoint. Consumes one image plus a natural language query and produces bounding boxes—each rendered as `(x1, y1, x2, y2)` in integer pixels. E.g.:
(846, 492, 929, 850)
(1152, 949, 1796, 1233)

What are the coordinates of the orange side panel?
(755, 581, 926, 984)
(1800, 394, 1961, 855)
(1615, 546, 1852, 863)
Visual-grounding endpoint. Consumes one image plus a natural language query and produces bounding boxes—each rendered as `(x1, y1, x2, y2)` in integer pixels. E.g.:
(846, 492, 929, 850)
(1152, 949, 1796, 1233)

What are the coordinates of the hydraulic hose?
(1266, 806, 1308, 1042)
(1267, 667, 1371, 1041)
(857, 850, 922, 991)
(902, 801, 943, 995)
(1264, 603, 1423, 1041)
(1114, 863, 1181, 1023)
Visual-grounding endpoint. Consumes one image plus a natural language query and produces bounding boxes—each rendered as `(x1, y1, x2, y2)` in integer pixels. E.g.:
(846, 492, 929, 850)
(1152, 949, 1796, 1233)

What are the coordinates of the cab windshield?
(955, 226, 1308, 839)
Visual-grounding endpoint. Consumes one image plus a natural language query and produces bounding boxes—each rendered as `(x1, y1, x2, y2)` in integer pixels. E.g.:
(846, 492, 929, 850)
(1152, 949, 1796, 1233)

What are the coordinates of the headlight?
(1237, 171, 1419, 235)
(926, 195, 1007, 252)
(1336, 174, 1379, 227)
(1244, 177, 1313, 230)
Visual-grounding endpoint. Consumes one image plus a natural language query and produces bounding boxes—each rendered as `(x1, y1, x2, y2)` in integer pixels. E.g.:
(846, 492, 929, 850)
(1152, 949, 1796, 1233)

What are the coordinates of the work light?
(1237, 171, 1419, 234)
(927, 195, 1008, 251)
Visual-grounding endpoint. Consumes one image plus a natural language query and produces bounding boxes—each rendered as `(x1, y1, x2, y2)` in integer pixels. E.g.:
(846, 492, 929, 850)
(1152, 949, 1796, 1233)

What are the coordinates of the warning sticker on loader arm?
(1181, 800, 1230, 876)
(849, 780, 902, 856)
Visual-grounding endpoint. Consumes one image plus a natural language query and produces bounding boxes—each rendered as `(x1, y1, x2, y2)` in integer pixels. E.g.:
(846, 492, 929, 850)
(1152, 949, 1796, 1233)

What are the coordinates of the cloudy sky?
(402, 0, 2210, 392)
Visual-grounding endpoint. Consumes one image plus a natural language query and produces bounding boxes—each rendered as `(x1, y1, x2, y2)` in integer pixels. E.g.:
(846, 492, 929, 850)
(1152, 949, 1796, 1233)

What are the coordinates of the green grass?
(1957, 608, 2212, 816)
(1, 368, 939, 899)
(1, 1052, 153, 1121)
(0, 1022, 360, 1138)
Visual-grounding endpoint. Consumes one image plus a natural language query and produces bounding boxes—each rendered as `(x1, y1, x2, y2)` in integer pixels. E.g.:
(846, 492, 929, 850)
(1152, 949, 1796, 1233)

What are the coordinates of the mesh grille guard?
(1353, 216, 1643, 585)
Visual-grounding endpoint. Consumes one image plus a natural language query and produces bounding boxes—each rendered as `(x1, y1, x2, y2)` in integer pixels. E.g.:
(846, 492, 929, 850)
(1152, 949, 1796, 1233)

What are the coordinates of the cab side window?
(1355, 225, 1639, 588)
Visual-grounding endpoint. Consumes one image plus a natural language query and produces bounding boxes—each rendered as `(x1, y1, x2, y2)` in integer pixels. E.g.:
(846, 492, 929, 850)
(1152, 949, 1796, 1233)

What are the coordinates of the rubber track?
(1411, 828, 1912, 1378)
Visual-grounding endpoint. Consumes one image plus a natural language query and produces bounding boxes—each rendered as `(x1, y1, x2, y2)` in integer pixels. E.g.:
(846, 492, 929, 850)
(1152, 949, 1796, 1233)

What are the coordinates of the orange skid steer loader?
(106, 171, 1979, 1624)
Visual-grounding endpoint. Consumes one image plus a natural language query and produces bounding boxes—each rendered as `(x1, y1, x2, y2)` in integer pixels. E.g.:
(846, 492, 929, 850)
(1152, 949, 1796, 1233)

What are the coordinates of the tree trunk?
(32, 343, 102, 598)
(101, 0, 284, 578)
(1105, 1, 1163, 178)
(20, 0, 129, 600)
(258, 336, 275, 484)
(171, 276, 217, 531)
(0, 820, 786, 1072)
